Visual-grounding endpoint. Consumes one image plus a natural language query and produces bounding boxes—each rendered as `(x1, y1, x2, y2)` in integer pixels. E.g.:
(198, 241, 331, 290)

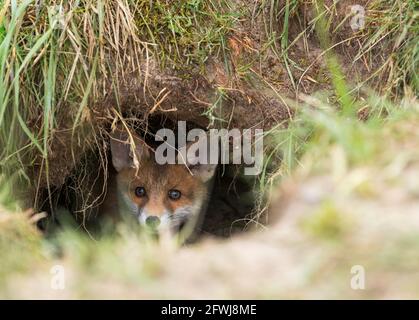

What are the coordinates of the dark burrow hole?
(37, 114, 260, 241)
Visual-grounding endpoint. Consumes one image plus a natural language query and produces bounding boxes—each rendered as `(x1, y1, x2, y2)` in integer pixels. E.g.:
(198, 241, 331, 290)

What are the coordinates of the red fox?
(102, 125, 217, 238)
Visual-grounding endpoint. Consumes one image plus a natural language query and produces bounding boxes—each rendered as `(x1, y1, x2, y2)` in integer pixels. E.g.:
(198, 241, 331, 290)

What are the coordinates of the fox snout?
(145, 215, 160, 228)
(137, 208, 173, 230)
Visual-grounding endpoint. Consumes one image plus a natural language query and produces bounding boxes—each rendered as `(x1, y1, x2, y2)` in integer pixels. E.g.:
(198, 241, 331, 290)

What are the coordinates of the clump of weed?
(0, 1, 145, 209)
(134, 0, 240, 69)
(301, 200, 352, 241)
(0, 176, 43, 282)
(357, 0, 418, 97)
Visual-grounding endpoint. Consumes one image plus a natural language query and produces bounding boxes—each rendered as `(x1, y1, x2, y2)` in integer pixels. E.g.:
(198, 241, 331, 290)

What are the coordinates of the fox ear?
(178, 132, 217, 182)
(110, 125, 150, 172)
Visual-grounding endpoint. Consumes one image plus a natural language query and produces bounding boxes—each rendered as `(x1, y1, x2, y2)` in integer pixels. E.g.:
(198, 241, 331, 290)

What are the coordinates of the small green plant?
(301, 200, 351, 241)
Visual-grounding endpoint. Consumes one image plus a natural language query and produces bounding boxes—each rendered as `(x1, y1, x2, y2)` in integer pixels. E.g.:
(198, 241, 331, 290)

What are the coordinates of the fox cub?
(101, 125, 217, 237)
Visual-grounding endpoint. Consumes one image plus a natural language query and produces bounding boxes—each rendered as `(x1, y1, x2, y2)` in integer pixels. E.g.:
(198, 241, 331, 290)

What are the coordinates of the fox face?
(109, 126, 216, 235)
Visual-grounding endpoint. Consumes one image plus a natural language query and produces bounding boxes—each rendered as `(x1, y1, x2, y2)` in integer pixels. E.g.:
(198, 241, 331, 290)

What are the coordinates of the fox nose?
(145, 216, 160, 228)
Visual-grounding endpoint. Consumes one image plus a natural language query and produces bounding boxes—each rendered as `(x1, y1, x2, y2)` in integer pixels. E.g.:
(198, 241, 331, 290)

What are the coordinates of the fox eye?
(135, 187, 146, 197)
(168, 189, 181, 200)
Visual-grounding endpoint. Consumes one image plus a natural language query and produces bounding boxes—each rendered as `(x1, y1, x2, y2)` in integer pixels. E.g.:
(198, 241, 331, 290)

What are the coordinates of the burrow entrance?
(37, 114, 262, 240)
